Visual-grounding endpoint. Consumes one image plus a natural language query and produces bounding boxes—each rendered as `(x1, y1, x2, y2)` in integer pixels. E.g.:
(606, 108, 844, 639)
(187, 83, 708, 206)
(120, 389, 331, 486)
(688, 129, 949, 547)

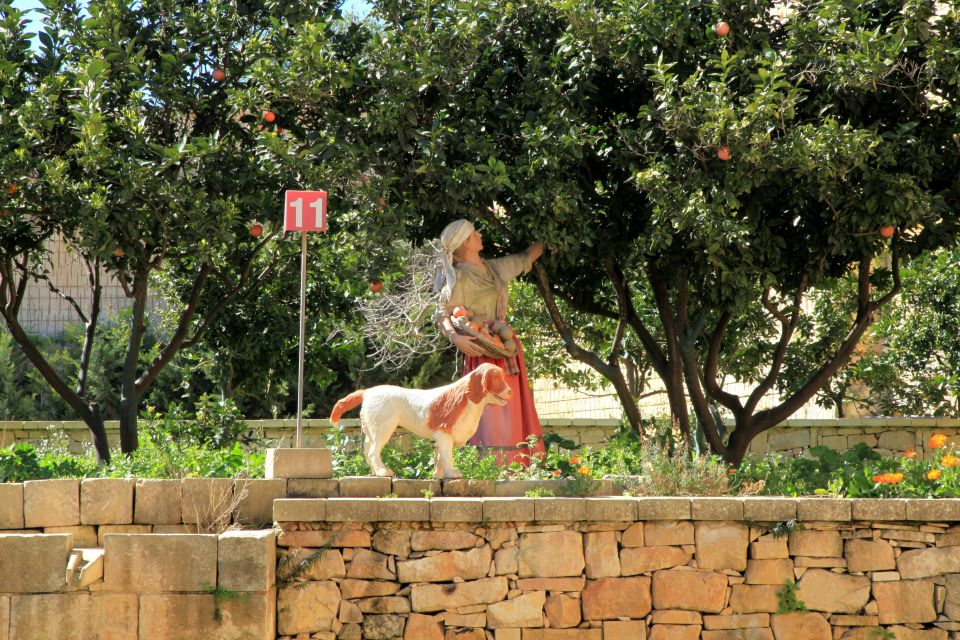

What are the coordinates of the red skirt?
(464, 339, 545, 467)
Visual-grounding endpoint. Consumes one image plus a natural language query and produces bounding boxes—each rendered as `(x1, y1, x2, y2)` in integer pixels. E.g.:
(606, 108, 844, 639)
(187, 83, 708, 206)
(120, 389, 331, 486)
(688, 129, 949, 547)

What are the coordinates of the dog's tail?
(330, 390, 365, 425)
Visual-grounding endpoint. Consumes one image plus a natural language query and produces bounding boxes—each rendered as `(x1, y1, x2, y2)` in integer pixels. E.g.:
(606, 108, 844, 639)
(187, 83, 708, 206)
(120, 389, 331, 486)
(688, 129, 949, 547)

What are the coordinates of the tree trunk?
(119, 273, 149, 453)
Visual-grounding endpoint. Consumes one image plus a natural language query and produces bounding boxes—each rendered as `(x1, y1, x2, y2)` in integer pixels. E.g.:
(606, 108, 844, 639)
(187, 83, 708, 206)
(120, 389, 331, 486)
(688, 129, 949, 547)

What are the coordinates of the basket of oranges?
(450, 306, 518, 359)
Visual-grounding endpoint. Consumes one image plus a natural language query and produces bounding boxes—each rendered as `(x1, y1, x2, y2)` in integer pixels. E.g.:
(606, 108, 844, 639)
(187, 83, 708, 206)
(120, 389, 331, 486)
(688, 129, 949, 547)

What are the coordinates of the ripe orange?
(250, 223, 263, 237)
(263, 111, 276, 123)
(452, 306, 469, 318)
(880, 225, 895, 238)
(717, 146, 732, 161)
(4, 183, 17, 195)
(113, 248, 125, 257)
(369, 281, 382, 293)
(715, 21, 730, 37)
(212, 68, 226, 82)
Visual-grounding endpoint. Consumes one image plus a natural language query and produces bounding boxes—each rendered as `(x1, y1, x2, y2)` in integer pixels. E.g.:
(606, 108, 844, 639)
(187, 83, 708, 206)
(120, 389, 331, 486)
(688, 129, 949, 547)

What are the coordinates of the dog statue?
(329, 363, 512, 478)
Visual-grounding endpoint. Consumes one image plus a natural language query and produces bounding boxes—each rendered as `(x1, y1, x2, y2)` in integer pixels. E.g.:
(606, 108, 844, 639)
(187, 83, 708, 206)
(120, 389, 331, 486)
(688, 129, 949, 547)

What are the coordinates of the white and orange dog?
(330, 363, 512, 478)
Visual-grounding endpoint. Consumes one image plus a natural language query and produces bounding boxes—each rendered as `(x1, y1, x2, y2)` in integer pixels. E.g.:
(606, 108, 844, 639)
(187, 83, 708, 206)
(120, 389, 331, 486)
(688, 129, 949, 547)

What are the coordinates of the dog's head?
(468, 363, 512, 407)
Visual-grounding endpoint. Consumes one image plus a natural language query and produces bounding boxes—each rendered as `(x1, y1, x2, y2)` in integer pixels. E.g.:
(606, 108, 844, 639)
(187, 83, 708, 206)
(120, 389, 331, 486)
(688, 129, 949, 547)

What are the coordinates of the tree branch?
(703, 310, 743, 415)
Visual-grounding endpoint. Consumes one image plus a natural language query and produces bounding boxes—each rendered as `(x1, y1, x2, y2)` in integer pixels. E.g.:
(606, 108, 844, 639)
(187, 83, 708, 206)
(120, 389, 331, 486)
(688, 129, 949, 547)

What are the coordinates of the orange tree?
(0, 0, 344, 461)
(253, 0, 960, 463)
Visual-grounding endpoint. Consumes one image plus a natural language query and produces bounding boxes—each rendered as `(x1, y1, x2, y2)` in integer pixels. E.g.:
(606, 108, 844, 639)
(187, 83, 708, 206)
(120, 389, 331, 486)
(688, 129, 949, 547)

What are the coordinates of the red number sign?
(284, 190, 328, 232)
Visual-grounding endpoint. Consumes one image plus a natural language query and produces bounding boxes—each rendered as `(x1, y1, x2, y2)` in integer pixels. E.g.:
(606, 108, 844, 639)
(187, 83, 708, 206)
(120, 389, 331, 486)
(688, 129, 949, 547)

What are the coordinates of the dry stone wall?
(274, 496, 960, 640)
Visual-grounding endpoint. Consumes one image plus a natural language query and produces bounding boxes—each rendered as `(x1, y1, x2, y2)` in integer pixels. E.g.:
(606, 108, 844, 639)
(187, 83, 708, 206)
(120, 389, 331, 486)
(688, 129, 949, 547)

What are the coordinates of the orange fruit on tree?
(452, 306, 469, 318)
(212, 68, 226, 82)
(113, 248, 125, 257)
(369, 281, 382, 293)
(250, 223, 264, 237)
(717, 146, 732, 161)
(4, 183, 17, 195)
(715, 21, 730, 37)
(263, 110, 276, 123)
(880, 225, 895, 238)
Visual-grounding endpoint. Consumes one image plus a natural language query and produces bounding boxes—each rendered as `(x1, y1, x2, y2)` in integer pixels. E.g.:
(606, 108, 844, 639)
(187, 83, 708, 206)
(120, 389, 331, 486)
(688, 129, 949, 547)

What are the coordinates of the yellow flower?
(577, 466, 591, 477)
(904, 450, 917, 459)
(929, 434, 948, 449)
(927, 469, 942, 481)
(943, 454, 959, 468)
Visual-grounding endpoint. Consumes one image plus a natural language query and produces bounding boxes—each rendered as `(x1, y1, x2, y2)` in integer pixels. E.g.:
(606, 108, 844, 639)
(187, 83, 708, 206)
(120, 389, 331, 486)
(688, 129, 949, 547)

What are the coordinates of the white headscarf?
(433, 219, 475, 303)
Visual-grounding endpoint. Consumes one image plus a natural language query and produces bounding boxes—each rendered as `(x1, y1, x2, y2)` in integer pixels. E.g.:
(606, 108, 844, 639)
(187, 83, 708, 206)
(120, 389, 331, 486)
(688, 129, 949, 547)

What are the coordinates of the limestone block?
(907, 499, 960, 521)
(770, 612, 831, 640)
(442, 479, 495, 497)
(134, 479, 182, 525)
(603, 620, 648, 640)
(0, 533, 70, 592)
(728, 585, 780, 613)
(696, 522, 748, 571)
(544, 594, 581, 628)
(620, 546, 691, 575)
(0, 595, 6, 640)
(850, 499, 906, 521)
(622, 522, 644, 547)
(277, 527, 370, 548)
(645, 521, 694, 546)
(97, 524, 151, 546)
(873, 580, 937, 624)
(378, 498, 430, 522)
(637, 498, 691, 520)
(690, 498, 743, 520)
(898, 545, 960, 579)
(340, 579, 400, 599)
(767, 430, 810, 450)
(518, 531, 584, 578)
(742, 498, 797, 522)
(582, 576, 652, 620)
(484, 525, 517, 550)
(393, 479, 441, 499)
(651, 610, 702, 624)
(584, 497, 637, 521)
(139, 591, 276, 640)
(483, 497, 535, 522)
(885, 626, 948, 640)
(80, 478, 134, 525)
(878, 430, 916, 451)
(522, 630, 601, 640)
(648, 625, 701, 640)
(44, 525, 97, 549)
(397, 546, 492, 583)
(181, 478, 233, 526)
(24, 479, 80, 527)
(373, 530, 412, 557)
(702, 629, 773, 640)
(277, 581, 340, 635)
(340, 622, 363, 639)
(749, 538, 788, 560)
(404, 613, 444, 640)
(337, 476, 391, 498)
(495, 546, 519, 575)
(744, 559, 794, 585)
(795, 569, 870, 613)
(346, 548, 395, 580)
(442, 628, 483, 640)
(103, 533, 217, 592)
(0, 483, 23, 529)
(796, 499, 851, 522)
(356, 596, 411, 614)
(286, 478, 337, 498)
(703, 613, 770, 629)
(431, 498, 483, 522)
(9, 593, 137, 640)
(152, 524, 192, 534)
(945, 573, 960, 619)
(234, 478, 287, 526)
(410, 577, 509, 612)
(273, 498, 325, 522)
(412, 530, 481, 551)
(219, 529, 275, 592)
(584, 531, 620, 578)
(515, 577, 585, 592)
(326, 498, 379, 522)
(265, 447, 332, 479)
(788, 529, 842, 558)
(845, 539, 895, 573)
(651, 570, 727, 613)
(534, 498, 585, 522)
(487, 590, 545, 628)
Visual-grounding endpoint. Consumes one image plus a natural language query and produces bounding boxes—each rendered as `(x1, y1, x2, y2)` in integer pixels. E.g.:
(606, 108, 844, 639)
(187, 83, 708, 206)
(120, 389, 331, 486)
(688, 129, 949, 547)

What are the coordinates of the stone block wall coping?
(273, 496, 960, 524)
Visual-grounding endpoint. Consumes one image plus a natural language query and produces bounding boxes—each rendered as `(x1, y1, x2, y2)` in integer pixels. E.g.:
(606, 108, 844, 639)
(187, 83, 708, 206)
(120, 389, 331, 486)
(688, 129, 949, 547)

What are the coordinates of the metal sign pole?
(296, 232, 307, 448)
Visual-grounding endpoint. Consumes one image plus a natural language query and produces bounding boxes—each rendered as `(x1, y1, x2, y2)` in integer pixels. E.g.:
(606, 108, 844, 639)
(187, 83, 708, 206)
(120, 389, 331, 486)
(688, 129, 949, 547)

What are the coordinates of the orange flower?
(577, 466, 592, 476)
(872, 472, 905, 485)
(552, 469, 562, 476)
(927, 469, 942, 481)
(568, 456, 581, 465)
(904, 450, 917, 459)
(943, 454, 959, 468)
(929, 434, 948, 449)
(728, 468, 737, 475)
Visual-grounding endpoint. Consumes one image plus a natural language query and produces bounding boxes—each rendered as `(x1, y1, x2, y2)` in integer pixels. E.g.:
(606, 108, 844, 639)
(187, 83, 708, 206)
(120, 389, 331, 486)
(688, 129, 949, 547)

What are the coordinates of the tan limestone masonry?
(271, 496, 960, 640)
